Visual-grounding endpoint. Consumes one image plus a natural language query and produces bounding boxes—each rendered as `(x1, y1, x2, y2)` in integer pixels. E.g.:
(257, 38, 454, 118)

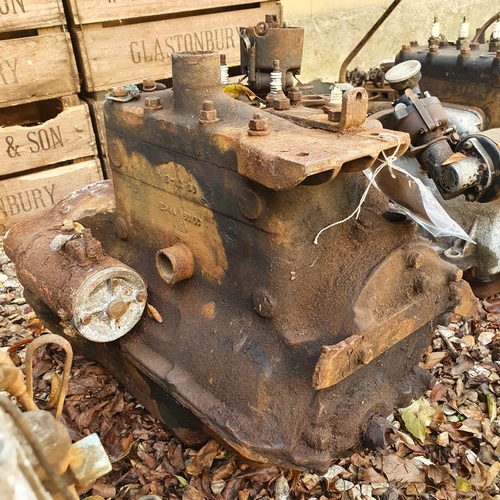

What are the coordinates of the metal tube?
(338, 0, 404, 83)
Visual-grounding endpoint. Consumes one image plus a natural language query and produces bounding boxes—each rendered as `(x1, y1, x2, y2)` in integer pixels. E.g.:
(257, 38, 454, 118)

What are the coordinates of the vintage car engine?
(376, 13, 500, 297)
(5, 16, 484, 471)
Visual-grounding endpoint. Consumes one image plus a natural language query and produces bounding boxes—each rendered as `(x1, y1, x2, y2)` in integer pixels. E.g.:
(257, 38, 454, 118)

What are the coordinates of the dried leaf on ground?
(376, 453, 425, 483)
(401, 397, 437, 442)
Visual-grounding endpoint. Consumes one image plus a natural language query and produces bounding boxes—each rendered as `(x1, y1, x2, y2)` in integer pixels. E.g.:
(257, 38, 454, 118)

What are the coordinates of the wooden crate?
(72, 1, 280, 92)
(0, 27, 80, 108)
(0, 160, 102, 234)
(0, 0, 66, 32)
(66, 0, 262, 25)
(0, 94, 103, 233)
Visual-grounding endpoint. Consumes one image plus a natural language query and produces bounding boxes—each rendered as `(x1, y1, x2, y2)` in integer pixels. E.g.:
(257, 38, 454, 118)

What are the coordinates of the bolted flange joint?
(248, 112, 270, 136)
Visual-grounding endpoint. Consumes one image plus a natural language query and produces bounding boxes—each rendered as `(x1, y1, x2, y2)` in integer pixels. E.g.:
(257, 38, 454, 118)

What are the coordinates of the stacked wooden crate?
(0, 0, 103, 234)
(66, 0, 281, 173)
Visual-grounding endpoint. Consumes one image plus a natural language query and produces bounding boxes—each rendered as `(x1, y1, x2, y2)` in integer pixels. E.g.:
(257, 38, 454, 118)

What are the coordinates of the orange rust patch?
(202, 302, 216, 319)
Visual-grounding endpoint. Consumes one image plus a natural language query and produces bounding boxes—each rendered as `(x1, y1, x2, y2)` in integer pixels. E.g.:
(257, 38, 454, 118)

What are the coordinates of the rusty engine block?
(4, 16, 485, 471)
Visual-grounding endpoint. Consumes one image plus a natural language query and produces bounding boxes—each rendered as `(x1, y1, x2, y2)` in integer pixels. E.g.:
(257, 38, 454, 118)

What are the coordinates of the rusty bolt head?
(81, 315, 92, 325)
(273, 96, 291, 111)
(136, 291, 147, 302)
(328, 109, 342, 123)
(288, 87, 302, 105)
(111, 86, 127, 98)
(429, 45, 439, 53)
(202, 100, 214, 111)
(356, 346, 373, 365)
(402, 43, 411, 51)
(248, 112, 270, 136)
(199, 101, 218, 124)
(144, 96, 162, 109)
(463, 140, 473, 150)
(142, 77, 156, 91)
(406, 251, 423, 269)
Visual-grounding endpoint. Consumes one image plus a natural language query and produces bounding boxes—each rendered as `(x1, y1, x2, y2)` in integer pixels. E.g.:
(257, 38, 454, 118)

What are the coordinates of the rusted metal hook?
(25, 334, 73, 420)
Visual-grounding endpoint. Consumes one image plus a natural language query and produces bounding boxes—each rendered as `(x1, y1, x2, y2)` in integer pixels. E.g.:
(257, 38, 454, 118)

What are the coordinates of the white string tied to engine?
(313, 132, 402, 244)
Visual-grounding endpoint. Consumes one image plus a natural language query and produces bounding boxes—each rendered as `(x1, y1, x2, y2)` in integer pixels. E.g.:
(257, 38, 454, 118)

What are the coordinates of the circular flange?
(72, 266, 147, 342)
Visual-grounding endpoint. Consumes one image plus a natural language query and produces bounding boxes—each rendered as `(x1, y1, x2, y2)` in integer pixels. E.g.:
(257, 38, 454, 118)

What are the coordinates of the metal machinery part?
(383, 59, 500, 203)
(5, 187, 147, 343)
(239, 14, 304, 96)
(5, 25, 478, 470)
(0, 338, 112, 499)
(369, 14, 500, 295)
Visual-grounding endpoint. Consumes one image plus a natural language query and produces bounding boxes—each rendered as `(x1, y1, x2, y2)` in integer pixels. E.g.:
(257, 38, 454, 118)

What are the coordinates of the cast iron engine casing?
(4, 51, 474, 471)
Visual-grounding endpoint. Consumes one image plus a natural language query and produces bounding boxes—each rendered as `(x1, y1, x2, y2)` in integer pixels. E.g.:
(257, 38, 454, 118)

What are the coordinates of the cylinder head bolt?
(73, 267, 147, 342)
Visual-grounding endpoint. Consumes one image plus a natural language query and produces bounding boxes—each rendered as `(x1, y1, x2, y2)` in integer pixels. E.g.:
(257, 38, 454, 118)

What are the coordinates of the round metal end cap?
(385, 60, 421, 84)
(72, 266, 147, 342)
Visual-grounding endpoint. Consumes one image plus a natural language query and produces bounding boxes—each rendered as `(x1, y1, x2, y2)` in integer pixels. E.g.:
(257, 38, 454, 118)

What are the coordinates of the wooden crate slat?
(0, 32, 80, 108)
(0, 159, 103, 234)
(75, 2, 279, 92)
(0, 101, 98, 177)
(0, 0, 65, 32)
(68, 0, 264, 25)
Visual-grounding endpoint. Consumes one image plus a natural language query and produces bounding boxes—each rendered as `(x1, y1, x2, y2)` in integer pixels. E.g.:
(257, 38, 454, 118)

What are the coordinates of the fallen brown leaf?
(147, 303, 163, 323)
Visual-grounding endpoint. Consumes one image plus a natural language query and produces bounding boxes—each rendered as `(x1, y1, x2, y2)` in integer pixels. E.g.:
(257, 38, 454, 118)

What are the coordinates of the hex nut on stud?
(199, 100, 219, 124)
(111, 86, 127, 98)
(328, 110, 342, 123)
(248, 112, 270, 136)
(143, 77, 156, 91)
(144, 96, 162, 109)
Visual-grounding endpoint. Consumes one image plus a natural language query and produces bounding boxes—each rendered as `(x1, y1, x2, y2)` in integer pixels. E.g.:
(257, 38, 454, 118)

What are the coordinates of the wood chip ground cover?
(1, 238, 500, 499)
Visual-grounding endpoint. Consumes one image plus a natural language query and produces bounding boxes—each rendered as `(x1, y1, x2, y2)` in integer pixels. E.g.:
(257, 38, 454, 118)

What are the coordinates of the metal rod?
(338, 0, 404, 83)
(471, 12, 500, 44)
